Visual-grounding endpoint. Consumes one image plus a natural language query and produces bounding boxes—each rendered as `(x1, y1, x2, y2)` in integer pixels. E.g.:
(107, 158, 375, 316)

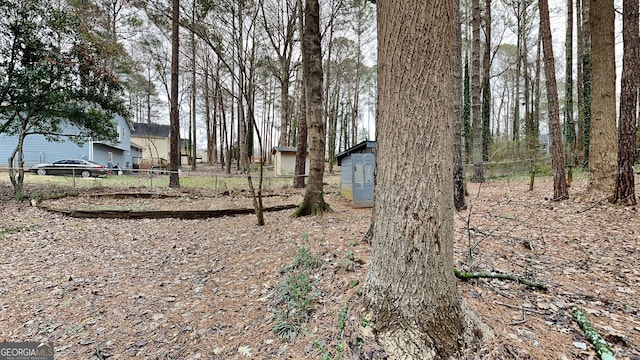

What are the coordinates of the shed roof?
(131, 122, 171, 138)
(336, 140, 376, 165)
(272, 146, 298, 153)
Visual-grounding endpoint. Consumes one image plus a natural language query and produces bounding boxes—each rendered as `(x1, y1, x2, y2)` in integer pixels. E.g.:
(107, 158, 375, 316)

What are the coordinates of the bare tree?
(260, 0, 298, 147)
(539, 0, 569, 200)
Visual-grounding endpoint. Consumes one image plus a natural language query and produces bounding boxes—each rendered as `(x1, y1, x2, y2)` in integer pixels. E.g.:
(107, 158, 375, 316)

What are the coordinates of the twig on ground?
(495, 300, 547, 315)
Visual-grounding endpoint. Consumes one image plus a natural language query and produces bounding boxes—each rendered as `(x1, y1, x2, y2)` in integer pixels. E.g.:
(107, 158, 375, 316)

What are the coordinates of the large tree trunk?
(540, 0, 569, 200)
(611, 0, 638, 205)
(588, 0, 617, 191)
(294, 0, 329, 216)
(169, 0, 180, 188)
(365, 2, 489, 358)
(471, 0, 484, 182)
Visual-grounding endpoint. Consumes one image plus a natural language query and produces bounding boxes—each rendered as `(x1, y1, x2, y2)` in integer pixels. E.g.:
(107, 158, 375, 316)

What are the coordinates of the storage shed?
(271, 146, 309, 177)
(336, 141, 376, 208)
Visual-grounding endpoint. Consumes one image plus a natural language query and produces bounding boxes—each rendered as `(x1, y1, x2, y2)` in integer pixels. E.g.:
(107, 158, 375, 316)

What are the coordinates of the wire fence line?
(0, 165, 342, 193)
(0, 156, 556, 195)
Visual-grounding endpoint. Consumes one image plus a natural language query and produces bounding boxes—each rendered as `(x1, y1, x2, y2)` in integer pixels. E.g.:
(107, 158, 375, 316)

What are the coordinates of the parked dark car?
(30, 159, 108, 178)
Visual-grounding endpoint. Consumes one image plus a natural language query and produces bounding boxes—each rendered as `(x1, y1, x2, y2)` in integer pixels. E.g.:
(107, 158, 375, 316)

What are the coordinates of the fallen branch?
(35, 202, 298, 219)
(572, 309, 616, 360)
(453, 268, 547, 290)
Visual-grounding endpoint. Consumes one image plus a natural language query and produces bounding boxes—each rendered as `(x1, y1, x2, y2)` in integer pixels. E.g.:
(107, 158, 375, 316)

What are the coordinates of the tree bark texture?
(612, 0, 638, 205)
(581, 0, 592, 169)
(539, 0, 569, 200)
(366, 1, 489, 358)
(169, 0, 180, 188)
(293, 76, 308, 188)
(588, 0, 617, 192)
(471, 0, 484, 182)
(453, 0, 467, 211)
(481, 0, 491, 163)
(576, 0, 584, 162)
(565, 0, 575, 171)
(295, 0, 329, 216)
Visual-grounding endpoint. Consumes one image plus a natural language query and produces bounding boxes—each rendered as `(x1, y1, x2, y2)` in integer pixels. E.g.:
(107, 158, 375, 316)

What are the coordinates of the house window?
(117, 126, 123, 142)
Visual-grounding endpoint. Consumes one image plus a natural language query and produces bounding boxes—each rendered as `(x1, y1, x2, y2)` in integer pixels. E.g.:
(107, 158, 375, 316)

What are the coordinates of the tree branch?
(453, 268, 547, 290)
(572, 309, 617, 360)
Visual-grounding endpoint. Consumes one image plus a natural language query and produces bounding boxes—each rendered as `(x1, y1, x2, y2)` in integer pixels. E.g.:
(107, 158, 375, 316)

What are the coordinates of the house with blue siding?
(0, 115, 142, 171)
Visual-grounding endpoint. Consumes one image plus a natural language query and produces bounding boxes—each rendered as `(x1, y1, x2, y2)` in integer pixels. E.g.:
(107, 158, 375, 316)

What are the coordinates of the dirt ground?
(0, 175, 639, 359)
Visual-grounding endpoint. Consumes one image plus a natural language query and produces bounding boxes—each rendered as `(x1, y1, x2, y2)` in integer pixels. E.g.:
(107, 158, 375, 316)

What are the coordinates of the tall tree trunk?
(582, 0, 592, 169)
(8, 118, 28, 195)
(328, 85, 340, 172)
(204, 54, 213, 166)
(565, 0, 576, 184)
(169, 0, 180, 188)
(588, 0, 617, 192)
(278, 68, 291, 147)
(294, 0, 329, 216)
(522, 8, 533, 153)
(533, 33, 542, 151)
(471, 0, 484, 182)
(576, 0, 584, 162)
(481, 0, 491, 163)
(366, 2, 489, 358)
(453, 0, 467, 211)
(611, 0, 638, 205)
(294, 68, 308, 188)
(512, 1, 522, 143)
(540, 0, 569, 200)
(190, 0, 197, 170)
(464, 57, 471, 163)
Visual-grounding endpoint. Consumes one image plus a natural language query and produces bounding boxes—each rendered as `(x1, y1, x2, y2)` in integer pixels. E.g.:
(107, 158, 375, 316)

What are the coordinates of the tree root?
(572, 309, 616, 360)
(453, 268, 547, 290)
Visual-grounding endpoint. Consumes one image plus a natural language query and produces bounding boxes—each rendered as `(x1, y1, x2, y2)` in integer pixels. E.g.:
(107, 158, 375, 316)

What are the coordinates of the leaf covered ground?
(0, 174, 638, 359)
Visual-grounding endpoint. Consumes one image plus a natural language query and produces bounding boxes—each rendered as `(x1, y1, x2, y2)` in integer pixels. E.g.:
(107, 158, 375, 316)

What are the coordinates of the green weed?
(272, 238, 322, 341)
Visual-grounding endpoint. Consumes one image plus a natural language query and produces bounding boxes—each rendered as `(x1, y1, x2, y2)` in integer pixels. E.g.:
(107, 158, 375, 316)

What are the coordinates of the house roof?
(131, 122, 171, 138)
(336, 140, 376, 165)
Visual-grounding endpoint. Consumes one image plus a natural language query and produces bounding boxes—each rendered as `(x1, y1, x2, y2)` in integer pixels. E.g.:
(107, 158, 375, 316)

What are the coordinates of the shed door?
(351, 153, 375, 208)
